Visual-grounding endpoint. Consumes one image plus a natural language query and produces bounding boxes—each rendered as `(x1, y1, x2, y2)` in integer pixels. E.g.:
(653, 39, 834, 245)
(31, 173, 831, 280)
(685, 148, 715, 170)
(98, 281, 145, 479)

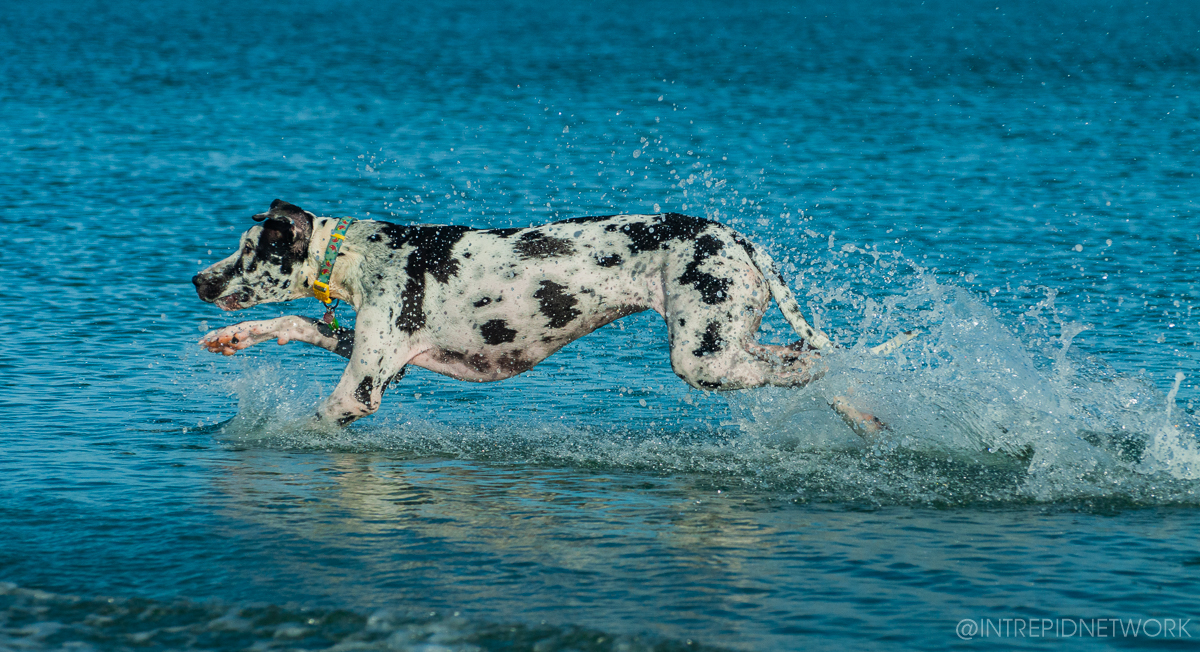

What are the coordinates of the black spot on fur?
(193, 264, 238, 302)
(692, 321, 725, 357)
(379, 223, 473, 333)
(252, 220, 304, 275)
(594, 252, 622, 267)
(513, 231, 576, 259)
(310, 318, 356, 359)
(731, 232, 757, 258)
(262, 199, 304, 217)
(678, 318, 686, 327)
(497, 351, 533, 374)
(337, 414, 358, 426)
(480, 319, 518, 345)
(533, 280, 581, 328)
(732, 232, 790, 288)
(473, 297, 492, 308)
(678, 234, 731, 305)
(395, 277, 425, 333)
(619, 213, 713, 255)
(560, 214, 618, 225)
(333, 329, 355, 360)
(382, 368, 407, 391)
(436, 350, 491, 373)
(697, 380, 722, 390)
(385, 225, 470, 284)
(484, 228, 521, 237)
(250, 200, 314, 258)
(353, 376, 376, 407)
(468, 353, 491, 372)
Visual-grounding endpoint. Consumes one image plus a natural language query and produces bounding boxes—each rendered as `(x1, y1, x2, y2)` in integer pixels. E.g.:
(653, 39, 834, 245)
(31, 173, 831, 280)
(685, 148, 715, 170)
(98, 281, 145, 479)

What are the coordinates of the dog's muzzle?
(192, 273, 221, 302)
(193, 272, 247, 309)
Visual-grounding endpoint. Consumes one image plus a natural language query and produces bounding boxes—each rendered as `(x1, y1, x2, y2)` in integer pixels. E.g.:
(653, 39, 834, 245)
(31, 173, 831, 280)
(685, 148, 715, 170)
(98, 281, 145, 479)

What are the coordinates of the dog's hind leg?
(666, 303, 889, 438)
(744, 343, 887, 436)
(662, 252, 819, 390)
(828, 395, 888, 440)
(200, 316, 355, 358)
(668, 327, 826, 391)
(665, 292, 826, 391)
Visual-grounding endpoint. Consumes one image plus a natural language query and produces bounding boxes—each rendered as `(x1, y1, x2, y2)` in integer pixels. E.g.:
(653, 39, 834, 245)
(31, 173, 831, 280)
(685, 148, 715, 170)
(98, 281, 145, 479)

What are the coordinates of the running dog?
(194, 200, 913, 433)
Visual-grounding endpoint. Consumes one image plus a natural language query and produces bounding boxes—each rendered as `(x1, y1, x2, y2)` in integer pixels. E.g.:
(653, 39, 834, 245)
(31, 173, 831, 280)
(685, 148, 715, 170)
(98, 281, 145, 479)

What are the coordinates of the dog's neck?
(304, 217, 366, 309)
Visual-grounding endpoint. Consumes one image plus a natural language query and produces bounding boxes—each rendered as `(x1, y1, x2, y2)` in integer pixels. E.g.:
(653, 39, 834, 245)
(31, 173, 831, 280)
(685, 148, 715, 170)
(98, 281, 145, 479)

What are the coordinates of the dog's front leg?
(200, 316, 354, 358)
(314, 311, 409, 427)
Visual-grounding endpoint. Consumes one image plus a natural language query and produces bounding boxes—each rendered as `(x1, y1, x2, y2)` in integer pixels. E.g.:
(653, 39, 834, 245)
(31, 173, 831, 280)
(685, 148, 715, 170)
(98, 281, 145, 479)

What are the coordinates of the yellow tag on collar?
(312, 280, 332, 304)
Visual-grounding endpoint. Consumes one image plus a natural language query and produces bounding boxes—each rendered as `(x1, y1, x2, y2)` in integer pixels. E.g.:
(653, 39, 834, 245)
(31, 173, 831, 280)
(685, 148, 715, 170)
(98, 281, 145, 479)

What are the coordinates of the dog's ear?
(252, 199, 314, 254)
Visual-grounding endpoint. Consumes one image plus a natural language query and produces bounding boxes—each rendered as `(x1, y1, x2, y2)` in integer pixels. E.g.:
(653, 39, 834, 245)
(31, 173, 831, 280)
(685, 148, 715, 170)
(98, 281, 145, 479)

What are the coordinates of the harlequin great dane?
(194, 200, 914, 435)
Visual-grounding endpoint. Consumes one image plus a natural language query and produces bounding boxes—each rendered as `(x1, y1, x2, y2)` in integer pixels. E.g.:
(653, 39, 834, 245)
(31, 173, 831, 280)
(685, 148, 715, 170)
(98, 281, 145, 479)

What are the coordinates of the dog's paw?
(829, 395, 889, 441)
(199, 321, 276, 356)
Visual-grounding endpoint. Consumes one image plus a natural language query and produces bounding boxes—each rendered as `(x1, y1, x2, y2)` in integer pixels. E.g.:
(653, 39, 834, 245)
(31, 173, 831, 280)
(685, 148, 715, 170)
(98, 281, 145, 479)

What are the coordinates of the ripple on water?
(0, 583, 723, 652)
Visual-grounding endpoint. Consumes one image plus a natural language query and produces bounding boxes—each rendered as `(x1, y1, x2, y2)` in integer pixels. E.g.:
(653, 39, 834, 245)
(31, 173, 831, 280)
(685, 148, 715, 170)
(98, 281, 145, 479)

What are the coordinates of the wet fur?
(195, 200, 883, 433)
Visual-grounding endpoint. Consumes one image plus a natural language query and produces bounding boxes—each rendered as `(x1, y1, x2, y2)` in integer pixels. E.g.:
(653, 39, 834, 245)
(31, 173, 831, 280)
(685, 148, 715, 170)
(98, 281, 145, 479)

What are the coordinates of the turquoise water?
(3, 0, 1200, 649)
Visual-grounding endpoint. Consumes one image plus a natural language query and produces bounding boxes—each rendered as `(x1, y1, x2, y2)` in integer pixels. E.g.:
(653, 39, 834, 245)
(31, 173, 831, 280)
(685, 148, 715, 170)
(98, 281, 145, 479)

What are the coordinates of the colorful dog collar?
(312, 217, 357, 304)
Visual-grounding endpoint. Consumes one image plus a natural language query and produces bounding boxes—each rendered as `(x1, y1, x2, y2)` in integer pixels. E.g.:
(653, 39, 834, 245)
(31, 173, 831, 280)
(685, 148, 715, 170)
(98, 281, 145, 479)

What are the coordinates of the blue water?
(4, 0, 1200, 649)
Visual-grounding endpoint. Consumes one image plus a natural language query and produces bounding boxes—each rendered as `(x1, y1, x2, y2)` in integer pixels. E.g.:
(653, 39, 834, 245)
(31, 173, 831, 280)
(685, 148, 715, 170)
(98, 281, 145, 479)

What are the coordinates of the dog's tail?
(746, 241, 919, 355)
(745, 243, 835, 350)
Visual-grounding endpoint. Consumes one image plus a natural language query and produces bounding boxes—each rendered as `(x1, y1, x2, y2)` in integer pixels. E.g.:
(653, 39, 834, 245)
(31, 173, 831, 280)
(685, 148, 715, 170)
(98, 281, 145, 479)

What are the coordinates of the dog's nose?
(193, 273, 219, 302)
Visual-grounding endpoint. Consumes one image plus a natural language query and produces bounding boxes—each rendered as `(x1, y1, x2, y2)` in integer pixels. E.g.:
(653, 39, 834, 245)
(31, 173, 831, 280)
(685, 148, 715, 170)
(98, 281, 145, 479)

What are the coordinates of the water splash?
(728, 245, 1200, 506)
(1141, 372, 1200, 480)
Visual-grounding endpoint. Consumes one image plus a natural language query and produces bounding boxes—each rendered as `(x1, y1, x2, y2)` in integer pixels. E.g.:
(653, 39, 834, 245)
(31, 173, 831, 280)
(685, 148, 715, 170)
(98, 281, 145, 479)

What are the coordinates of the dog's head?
(193, 199, 316, 310)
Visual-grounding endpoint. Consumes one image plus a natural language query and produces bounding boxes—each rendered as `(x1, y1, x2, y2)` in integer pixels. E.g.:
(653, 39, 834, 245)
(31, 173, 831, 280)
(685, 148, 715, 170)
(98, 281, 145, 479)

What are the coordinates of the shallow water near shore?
(3, 0, 1200, 649)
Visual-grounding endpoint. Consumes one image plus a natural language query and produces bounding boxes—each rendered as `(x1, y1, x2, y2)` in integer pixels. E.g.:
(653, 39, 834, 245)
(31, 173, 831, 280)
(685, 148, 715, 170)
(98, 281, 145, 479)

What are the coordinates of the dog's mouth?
(216, 292, 251, 311)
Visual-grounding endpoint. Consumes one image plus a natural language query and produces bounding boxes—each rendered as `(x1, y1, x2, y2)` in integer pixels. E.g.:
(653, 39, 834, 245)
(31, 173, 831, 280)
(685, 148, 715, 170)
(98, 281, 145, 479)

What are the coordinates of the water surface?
(2, 0, 1199, 649)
